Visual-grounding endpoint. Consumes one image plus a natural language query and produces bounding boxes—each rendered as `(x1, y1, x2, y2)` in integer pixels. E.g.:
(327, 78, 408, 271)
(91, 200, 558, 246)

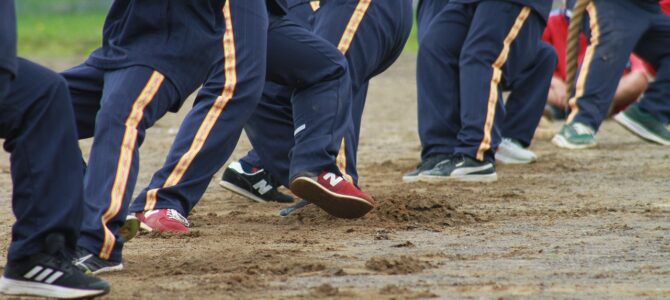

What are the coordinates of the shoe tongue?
(239, 161, 257, 173)
(44, 233, 66, 256)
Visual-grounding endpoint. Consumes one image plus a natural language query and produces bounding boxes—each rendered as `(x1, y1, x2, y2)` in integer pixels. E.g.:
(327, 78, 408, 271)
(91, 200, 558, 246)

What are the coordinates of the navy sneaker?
(418, 153, 497, 182)
(0, 234, 110, 299)
(219, 161, 294, 203)
(402, 154, 452, 183)
(72, 247, 123, 275)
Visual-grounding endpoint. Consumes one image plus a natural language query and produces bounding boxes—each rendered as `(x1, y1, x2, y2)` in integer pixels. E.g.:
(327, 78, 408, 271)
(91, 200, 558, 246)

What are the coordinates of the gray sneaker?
(496, 138, 537, 164)
(614, 104, 670, 146)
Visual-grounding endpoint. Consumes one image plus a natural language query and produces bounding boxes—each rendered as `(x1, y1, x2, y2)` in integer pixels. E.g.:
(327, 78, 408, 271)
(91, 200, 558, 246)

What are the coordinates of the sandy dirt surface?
(0, 55, 668, 299)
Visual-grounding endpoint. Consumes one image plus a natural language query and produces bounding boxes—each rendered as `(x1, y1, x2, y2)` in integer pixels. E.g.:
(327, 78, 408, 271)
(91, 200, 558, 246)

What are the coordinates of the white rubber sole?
(402, 174, 422, 183)
(551, 134, 597, 150)
(418, 173, 498, 183)
(0, 277, 108, 299)
(219, 180, 268, 203)
(614, 112, 670, 146)
(495, 152, 536, 165)
(90, 263, 124, 276)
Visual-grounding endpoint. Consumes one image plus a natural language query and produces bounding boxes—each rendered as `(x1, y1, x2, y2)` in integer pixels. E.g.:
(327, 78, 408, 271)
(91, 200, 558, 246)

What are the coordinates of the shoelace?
(166, 209, 190, 227)
(46, 253, 79, 276)
(573, 123, 594, 135)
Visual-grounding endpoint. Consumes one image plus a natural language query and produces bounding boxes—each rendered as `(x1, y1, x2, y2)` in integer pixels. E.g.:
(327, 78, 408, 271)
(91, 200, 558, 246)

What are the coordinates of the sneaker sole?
(0, 277, 109, 299)
(402, 175, 422, 183)
(418, 173, 498, 183)
(219, 180, 269, 204)
(89, 263, 124, 276)
(289, 177, 373, 219)
(614, 112, 670, 146)
(495, 153, 536, 165)
(551, 134, 597, 150)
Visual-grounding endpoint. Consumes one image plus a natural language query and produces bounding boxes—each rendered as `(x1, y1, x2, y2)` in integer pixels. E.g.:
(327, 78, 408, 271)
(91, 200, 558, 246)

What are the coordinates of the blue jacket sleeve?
(0, 0, 18, 78)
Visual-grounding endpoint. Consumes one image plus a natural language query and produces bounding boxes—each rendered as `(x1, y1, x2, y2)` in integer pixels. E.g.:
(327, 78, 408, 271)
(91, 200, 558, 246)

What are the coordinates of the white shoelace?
(573, 123, 594, 135)
(166, 209, 190, 227)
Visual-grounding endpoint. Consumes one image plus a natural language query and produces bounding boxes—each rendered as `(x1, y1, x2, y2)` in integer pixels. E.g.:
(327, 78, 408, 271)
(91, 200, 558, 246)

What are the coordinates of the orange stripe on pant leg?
(143, 2, 238, 211)
(332, 0, 371, 184)
(99, 71, 165, 260)
(310, 1, 320, 11)
(476, 7, 531, 161)
(336, 138, 353, 182)
(566, 3, 600, 124)
(337, 0, 372, 54)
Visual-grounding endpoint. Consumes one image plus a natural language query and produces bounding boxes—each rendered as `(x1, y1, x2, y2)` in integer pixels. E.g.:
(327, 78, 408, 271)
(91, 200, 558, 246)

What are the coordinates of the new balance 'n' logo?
(323, 172, 343, 186)
(23, 265, 64, 284)
(253, 180, 272, 195)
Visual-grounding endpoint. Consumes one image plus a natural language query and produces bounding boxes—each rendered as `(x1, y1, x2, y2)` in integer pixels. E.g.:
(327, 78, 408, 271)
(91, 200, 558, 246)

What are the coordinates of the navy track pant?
(128, 2, 350, 217)
(242, 0, 413, 186)
(417, 1, 551, 162)
(1, 59, 84, 261)
(567, 0, 670, 129)
(64, 63, 181, 262)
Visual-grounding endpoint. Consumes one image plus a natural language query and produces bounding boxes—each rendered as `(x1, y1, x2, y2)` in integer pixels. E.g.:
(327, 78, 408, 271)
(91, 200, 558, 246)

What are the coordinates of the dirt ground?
(0, 55, 668, 299)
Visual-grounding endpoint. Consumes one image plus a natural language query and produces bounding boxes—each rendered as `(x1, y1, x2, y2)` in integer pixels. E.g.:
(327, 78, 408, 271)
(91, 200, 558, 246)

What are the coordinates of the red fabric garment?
(662, 0, 670, 14)
(542, 10, 587, 81)
(630, 55, 655, 77)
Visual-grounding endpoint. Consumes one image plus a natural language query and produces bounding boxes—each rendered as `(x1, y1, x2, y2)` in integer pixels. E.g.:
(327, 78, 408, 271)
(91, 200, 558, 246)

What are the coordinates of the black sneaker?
(73, 247, 123, 275)
(219, 161, 294, 203)
(402, 154, 452, 182)
(418, 153, 497, 182)
(0, 233, 110, 299)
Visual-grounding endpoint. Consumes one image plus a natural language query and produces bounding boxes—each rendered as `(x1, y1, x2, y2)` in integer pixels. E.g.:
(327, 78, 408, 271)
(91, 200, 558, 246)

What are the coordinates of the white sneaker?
(495, 138, 537, 164)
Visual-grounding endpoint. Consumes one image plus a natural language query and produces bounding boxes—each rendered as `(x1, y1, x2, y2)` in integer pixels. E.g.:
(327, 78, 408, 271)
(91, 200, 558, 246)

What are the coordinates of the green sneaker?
(119, 215, 140, 242)
(552, 122, 597, 149)
(614, 104, 670, 146)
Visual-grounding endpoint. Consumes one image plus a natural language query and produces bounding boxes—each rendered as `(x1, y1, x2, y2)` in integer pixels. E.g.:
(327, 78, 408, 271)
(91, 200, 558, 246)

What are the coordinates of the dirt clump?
(245, 261, 326, 276)
(379, 285, 438, 299)
(365, 255, 434, 274)
(370, 192, 479, 226)
(283, 189, 480, 228)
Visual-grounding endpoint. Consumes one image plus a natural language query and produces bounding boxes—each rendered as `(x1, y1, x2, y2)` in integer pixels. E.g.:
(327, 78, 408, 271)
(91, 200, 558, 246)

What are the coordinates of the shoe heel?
(289, 177, 373, 219)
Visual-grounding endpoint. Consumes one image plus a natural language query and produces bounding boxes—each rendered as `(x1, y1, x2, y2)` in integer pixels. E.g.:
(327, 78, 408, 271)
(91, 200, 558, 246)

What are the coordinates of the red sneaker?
(289, 171, 375, 219)
(135, 209, 190, 234)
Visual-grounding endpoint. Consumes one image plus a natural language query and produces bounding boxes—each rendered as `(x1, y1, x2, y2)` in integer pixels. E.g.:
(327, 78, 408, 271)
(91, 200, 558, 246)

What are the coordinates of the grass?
(404, 21, 419, 53)
(16, 11, 419, 58)
(17, 13, 106, 58)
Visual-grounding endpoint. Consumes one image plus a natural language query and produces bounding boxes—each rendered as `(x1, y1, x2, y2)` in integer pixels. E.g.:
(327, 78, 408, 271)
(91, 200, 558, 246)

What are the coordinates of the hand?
(547, 77, 568, 109)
